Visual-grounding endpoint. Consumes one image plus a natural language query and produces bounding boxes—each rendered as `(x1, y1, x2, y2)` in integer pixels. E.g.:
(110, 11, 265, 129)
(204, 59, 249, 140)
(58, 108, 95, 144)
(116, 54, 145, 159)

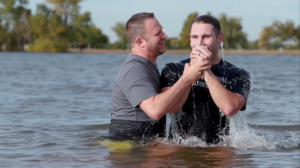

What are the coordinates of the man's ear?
(135, 38, 145, 48)
(217, 32, 223, 44)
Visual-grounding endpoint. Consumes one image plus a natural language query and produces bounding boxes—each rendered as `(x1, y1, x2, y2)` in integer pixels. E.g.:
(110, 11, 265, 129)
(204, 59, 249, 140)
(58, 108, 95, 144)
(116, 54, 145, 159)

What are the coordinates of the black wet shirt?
(160, 58, 251, 144)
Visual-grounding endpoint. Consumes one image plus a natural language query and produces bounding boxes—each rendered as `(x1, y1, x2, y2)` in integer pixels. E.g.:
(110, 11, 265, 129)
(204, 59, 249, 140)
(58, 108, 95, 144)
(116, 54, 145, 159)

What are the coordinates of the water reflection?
(106, 144, 255, 167)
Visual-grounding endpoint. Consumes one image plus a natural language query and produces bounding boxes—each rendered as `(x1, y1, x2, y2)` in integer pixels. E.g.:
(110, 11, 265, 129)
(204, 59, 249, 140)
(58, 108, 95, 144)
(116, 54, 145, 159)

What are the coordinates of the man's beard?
(146, 41, 166, 57)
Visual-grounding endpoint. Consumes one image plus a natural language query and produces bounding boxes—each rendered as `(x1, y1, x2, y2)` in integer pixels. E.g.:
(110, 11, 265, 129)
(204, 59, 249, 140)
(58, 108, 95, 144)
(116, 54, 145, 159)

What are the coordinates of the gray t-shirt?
(111, 53, 160, 121)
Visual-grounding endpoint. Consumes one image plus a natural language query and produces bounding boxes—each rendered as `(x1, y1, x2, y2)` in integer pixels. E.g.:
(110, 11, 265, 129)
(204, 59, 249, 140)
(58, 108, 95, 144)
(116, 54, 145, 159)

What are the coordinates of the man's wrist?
(181, 74, 194, 85)
(203, 69, 212, 78)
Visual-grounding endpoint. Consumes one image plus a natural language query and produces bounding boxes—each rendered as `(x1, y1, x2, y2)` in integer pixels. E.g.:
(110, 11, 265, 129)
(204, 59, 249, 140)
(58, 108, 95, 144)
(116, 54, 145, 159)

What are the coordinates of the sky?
(27, 0, 299, 43)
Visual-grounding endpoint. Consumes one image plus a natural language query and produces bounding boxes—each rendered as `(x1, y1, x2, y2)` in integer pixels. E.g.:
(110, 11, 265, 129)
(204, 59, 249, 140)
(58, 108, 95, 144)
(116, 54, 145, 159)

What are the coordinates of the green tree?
(218, 13, 248, 49)
(258, 20, 299, 49)
(164, 37, 179, 49)
(0, 17, 6, 50)
(71, 11, 108, 48)
(111, 22, 127, 49)
(85, 25, 108, 48)
(0, 0, 31, 51)
(0, 24, 7, 51)
(296, 25, 300, 48)
(28, 37, 67, 52)
(277, 21, 298, 49)
(178, 12, 198, 49)
(247, 40, 259, 49)
(29, 4, 68, 52)
(1, 0, 110, 52)
(46, 0, 81, 25)
(30, 4, 51, 39)
(258, 26, 273, 49)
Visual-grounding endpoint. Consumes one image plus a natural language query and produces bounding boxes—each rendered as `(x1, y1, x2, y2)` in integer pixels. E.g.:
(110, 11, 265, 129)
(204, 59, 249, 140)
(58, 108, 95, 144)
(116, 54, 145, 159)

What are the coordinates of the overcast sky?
(27, 0, 299, 43)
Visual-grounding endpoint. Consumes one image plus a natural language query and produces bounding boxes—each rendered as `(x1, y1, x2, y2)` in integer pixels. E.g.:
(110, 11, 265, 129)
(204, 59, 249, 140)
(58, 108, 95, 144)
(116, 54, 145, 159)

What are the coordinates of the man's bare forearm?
(154, 75, 193, 114)
(203, 70, 245, 116)
(140, 74, 194, 120)
(161, 86, 192, 113)
(140, 61, 206, 120)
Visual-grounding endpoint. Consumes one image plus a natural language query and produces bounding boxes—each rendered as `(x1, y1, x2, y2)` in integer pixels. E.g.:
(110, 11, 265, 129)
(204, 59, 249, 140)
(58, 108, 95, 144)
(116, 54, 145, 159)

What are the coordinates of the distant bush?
(28, 38, 68, 52)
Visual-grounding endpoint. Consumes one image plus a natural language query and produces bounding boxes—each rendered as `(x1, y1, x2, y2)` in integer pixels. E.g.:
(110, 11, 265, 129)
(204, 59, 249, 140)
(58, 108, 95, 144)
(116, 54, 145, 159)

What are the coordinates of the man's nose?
(162, 32, 167, 39)
(198, 38, 204, 46)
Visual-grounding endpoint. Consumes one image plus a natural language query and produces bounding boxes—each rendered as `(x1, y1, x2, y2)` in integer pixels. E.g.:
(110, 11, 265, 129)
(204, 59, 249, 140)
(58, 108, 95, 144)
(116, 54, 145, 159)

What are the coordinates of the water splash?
(278, 131, 300, 149)
(162, 111, 300, 150)
(220, 42, 225, 60)
(250, 85, 264, 95)
(167, 108, 186, 142)
(165, 113, 172, 139)
(166, 83, 199, 141)
(221, 113, 272, 149)
(191, 84, 197, 128)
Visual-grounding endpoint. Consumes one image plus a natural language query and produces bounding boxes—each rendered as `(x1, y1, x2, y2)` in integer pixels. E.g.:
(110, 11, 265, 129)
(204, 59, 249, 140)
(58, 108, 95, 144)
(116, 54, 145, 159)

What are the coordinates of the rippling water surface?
(0, 52, 299, 167)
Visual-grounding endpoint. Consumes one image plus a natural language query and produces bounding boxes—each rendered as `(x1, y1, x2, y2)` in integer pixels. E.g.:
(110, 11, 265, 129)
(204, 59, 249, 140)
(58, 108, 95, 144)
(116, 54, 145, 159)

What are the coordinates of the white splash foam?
(220, 42, 225, 60)
(221, 113, 274, 149)
(162, 112, 300, 150)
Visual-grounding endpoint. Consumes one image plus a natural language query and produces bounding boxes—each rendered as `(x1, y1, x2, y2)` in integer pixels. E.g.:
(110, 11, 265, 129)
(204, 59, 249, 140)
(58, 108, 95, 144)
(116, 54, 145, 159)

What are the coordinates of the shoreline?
(68, 48, 300, 55)
(1, 49, 299, 55)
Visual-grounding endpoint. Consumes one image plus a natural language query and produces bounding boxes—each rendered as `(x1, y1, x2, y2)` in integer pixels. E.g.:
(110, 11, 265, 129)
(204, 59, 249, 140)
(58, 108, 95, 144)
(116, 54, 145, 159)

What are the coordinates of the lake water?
(0, 52, 299, 167)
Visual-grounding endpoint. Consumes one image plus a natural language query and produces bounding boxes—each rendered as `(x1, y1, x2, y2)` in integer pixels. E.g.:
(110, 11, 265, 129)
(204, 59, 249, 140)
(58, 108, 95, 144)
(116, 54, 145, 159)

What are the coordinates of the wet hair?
(191, 15, 221, 37)
(125, 12, 155, 48)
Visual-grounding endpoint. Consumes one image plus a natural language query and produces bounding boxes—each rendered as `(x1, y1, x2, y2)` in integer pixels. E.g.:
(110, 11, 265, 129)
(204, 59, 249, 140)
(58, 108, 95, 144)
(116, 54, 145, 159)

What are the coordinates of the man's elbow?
(147, 111, 163, 120)
(167, 108, 179, 114)
(221, 106, 240, 116)
(222, 96, 245, 116)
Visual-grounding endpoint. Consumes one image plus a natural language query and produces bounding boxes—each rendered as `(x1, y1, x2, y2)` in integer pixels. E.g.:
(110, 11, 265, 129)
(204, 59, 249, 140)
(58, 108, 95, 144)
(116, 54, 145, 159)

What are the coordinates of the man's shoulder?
(122, 63, 148, 76)
(121, 54, 148, 69)
(116, 61, 149, 84)
(224, 61, 250, 76)
(221, 61, 250, 84)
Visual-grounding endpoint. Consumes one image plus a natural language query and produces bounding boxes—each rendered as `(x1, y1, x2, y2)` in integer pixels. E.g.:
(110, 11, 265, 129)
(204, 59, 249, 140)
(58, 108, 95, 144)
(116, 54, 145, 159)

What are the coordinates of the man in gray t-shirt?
(107, 13, 211, 140)
(109, 53, 163, 140)
(111, 53, 160, 122)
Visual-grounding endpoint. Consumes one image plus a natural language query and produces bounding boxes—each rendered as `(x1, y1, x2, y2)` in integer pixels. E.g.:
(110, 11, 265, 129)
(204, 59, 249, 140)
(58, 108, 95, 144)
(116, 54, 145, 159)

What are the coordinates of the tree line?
(0, 1, 299, 52)
(0, 0, 108, 52)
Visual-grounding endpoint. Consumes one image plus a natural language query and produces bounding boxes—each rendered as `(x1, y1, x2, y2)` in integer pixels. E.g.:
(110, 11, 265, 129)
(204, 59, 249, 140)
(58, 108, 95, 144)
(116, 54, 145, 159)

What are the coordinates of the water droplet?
(220, 42, 225, 60)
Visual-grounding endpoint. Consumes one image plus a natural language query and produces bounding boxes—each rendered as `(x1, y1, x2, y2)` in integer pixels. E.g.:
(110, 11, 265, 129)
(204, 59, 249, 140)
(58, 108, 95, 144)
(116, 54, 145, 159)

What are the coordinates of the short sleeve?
(123, 66, 159, 108)
(229, 70, 251, 111)
(160, 63, 180, 89)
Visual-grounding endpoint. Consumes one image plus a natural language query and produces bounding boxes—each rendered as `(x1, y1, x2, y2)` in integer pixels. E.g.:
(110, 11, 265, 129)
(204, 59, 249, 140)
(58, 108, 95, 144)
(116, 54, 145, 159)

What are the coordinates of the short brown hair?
(191, 15, 221, 37)
(125, 12, 155, 48)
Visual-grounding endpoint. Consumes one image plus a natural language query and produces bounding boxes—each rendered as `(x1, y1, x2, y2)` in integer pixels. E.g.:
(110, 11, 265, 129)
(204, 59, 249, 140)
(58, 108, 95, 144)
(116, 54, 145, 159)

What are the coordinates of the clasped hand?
(182, 45, 212, 84)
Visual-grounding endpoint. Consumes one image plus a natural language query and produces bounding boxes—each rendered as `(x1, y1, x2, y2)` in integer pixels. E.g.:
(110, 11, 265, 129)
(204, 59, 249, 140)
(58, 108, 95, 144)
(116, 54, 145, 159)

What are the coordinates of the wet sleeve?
(160, 63, 179, 89)
(123, 66, 159, 108)
(230, 70, 251, 111)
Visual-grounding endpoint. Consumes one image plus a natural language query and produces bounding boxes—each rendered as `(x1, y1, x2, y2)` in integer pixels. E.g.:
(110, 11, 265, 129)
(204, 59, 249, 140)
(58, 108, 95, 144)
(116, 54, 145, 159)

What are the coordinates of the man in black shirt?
(160, 15, 251, 144)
